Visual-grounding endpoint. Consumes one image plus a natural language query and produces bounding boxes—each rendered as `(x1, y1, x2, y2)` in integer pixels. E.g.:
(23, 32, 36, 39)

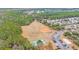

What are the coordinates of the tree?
(37, 40, 43, 46)
(0, 20, 33, 50)
(64, 32, 72, 36)
(3, 11, 33, 26)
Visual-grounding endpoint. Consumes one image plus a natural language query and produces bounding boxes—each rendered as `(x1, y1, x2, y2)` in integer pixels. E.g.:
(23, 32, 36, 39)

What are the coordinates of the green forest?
(0, 11, 35, 50)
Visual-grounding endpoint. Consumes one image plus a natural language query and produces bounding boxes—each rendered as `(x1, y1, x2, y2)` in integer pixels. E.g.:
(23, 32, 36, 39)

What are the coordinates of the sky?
(0, 0, 79, 8)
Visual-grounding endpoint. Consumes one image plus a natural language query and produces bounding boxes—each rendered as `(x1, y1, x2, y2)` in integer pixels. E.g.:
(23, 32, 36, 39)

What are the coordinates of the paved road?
(52, 31, 73, 50)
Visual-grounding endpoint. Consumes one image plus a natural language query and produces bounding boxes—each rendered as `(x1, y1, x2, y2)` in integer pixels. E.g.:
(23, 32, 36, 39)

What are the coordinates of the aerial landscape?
(0, 8, 79, 50)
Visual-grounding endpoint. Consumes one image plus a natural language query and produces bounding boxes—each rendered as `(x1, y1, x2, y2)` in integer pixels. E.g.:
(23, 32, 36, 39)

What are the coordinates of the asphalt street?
(52, 31, 73, 50)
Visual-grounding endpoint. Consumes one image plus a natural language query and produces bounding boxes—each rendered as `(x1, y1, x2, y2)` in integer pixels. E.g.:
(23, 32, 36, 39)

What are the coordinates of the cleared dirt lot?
(21, 20, 57, 49)
(21, 20, 56, 41)
(21, 20, 79, 50)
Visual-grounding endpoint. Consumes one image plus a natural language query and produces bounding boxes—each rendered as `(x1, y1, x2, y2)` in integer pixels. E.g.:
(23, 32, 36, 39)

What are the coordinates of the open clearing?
(21, 20, 79, 50)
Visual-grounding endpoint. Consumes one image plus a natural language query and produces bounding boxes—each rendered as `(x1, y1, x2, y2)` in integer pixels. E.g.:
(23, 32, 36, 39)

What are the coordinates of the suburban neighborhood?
(41, 17, 79, 32)
(0, 8, 79, 50)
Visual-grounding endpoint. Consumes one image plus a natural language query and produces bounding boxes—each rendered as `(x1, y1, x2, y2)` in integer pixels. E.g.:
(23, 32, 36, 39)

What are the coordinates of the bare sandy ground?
(21, 20, 57, 49)
(21, 20, 79, 50)
(21, 20, 56, 41)
(61, 34, 79, 49)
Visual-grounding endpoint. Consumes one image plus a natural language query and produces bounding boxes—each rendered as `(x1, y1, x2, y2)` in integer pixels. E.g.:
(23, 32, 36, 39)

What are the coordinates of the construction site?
(21, 20, 79, 50)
